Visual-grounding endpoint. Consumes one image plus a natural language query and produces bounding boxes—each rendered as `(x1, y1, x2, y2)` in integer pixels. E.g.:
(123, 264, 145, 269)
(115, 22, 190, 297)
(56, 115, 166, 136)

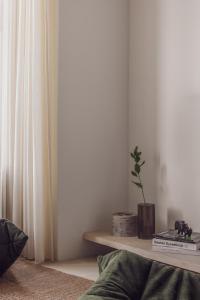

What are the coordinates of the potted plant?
(130, 146, 155, 239)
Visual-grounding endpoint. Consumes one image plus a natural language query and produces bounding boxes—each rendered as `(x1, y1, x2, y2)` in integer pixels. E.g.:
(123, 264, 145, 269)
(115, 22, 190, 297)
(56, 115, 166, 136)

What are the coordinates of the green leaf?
(135, 155, 140, 163)
(130, 152, 135, 159)
(140, 160, 145, 167)
(132, 181, 143, 188)
(131, 171, 137, 177)
(135, 164, 140, 174)
(134, 146, 138, 155)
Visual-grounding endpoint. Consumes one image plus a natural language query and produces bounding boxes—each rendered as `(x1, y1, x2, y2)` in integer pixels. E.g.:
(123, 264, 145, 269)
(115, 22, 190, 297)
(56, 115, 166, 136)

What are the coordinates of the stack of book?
(152, 230, 200, 256)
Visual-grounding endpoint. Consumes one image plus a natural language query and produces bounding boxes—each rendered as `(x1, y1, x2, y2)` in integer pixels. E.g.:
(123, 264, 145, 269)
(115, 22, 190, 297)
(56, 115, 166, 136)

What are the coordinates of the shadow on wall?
(130, 1, 200, 233)
(129, 0, 161, 216)
(154, 3, 200, 232)
(167, 207, 183, 230)
(156, 163, 169, 232)
(171, 94, 200, 231)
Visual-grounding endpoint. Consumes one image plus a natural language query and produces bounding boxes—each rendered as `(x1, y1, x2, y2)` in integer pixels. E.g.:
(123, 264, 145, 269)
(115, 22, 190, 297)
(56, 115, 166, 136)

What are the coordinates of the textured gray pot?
(112, 212, 138, 237)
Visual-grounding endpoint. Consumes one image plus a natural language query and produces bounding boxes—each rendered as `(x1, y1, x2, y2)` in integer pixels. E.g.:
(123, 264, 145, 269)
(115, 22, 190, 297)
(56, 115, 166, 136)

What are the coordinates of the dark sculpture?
(175, 220, 192, 239)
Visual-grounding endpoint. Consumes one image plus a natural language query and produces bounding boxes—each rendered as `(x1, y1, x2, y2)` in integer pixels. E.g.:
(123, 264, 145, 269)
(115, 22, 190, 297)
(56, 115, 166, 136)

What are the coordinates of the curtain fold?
(0, 0, 57, 263)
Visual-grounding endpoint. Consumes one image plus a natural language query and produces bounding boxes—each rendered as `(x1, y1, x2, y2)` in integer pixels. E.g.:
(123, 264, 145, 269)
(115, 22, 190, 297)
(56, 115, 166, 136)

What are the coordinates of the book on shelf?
(152, 229, 200, 251)
(152, 238, 200, 251)
(152, 245, 200, 256)
(154, 229, 200, 244)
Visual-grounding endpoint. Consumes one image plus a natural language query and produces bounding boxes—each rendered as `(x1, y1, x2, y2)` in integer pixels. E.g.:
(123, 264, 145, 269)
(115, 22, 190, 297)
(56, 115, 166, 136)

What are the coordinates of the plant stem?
(138, 173, 146, 204)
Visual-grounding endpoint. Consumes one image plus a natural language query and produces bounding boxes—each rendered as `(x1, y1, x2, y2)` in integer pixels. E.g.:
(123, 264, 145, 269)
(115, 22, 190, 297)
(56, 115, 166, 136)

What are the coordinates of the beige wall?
(57, 0, 200, 260)
(129, 0, 200, 232)
(57, 0, 129, 260)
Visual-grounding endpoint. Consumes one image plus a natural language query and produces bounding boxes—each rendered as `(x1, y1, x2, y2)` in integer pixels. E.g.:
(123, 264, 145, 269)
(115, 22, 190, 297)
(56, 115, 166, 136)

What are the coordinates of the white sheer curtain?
(0, 0, 57, 263)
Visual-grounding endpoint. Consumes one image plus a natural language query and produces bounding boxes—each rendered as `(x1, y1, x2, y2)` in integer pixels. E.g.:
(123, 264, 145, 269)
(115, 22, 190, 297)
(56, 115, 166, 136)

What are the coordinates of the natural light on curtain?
(0, 0, 57, 263)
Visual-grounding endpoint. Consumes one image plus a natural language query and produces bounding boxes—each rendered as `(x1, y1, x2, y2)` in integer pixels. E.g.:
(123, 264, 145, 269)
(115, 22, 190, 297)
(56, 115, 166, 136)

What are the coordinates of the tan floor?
(1, 260, 92, 300)
(43, 257, 98, 281)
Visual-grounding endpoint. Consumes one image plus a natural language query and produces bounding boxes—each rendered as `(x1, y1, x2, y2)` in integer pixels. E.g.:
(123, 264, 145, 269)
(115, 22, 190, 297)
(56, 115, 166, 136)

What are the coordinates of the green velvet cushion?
(80, 250, 152, 300)
(141, 261, 200, 300)
(80, 250, 200, 300)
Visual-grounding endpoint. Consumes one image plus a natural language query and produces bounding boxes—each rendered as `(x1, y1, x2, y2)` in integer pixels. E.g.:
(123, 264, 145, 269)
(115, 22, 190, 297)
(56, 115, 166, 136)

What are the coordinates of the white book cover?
(152, 238, 200, 251)
(152, 245, 200, 256)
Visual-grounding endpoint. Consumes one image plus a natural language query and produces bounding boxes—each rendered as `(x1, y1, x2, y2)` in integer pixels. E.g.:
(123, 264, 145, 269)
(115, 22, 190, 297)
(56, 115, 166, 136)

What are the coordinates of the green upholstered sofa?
(80, 250, 200, 300)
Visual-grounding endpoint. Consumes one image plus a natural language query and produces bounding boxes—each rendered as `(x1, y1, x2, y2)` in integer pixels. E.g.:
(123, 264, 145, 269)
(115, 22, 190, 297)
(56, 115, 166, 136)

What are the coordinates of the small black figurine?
(175, 220, 192, 239)
(175, 220, 185, 235)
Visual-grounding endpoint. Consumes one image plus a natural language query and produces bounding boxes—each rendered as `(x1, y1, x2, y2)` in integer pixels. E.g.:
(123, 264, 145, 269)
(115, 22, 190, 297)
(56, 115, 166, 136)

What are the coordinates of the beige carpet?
(0, 259, 93, 300)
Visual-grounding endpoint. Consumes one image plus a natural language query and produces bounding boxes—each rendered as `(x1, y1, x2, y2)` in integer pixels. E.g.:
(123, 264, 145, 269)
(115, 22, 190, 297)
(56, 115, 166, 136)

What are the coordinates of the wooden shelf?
(83, 231, 200, 274)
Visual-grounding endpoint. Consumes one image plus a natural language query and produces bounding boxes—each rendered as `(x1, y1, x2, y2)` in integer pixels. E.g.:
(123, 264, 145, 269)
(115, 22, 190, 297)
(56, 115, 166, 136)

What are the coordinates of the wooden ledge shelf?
(83, 231, 200, 274)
